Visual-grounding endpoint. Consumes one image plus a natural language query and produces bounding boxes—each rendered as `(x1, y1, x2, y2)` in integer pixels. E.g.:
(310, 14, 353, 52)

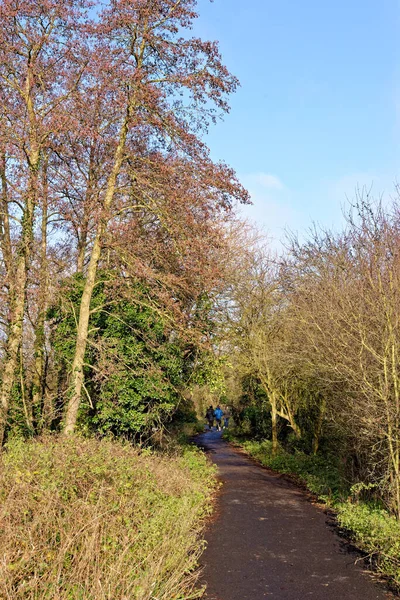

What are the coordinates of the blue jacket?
(214, 408, 224, 420)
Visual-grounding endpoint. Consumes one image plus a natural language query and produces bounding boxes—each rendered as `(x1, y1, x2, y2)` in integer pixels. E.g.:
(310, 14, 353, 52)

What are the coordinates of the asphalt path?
(197, 430, 393, 600)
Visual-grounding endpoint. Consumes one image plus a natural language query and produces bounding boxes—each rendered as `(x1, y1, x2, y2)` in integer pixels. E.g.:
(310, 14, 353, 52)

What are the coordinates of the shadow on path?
(196, 431, 393, 600)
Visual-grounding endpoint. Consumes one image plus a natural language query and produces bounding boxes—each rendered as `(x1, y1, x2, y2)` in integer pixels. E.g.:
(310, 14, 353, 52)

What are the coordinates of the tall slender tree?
(63, 0, 248, 433)
(0, 0, 89, 442)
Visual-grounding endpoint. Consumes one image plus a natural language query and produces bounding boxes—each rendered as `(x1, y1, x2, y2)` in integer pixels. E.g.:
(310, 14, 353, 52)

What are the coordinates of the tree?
(0, 0, 249, 444)
(0, 0, 89, 443)
(283, 196, 400, 517)
(63, 0, 248, 433)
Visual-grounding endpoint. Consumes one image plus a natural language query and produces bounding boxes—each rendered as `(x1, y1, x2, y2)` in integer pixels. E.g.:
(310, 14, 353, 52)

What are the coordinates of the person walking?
(214, 405, 224, 431)
(205, 405, 215, 431)
(223, 405, 231, 429)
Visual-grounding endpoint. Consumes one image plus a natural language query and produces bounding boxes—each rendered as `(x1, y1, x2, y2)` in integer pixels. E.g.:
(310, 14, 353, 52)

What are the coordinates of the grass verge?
(0, 435, 216, 600)
(224, 433, 400, 591)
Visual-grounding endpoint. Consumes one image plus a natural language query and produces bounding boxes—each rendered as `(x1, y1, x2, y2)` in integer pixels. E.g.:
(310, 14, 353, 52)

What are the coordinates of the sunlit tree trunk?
(260, 373, 279, 456)
(20, 347, 33, 431)
(0, 150, 13, 294)
(0, 170, 38, 444)
(0, 65, 39, 445)
(64, 115, 129, 434)
(31, 157, 49, 430)
(270, 393, 278, 457)
(76, 144, 97, 273)
(277, 389, 302, 439)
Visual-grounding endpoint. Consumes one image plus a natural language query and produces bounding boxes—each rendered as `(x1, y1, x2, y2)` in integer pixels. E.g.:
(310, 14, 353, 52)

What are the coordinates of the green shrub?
(50, 275, 190, 440)
(0, 436, 216, 599)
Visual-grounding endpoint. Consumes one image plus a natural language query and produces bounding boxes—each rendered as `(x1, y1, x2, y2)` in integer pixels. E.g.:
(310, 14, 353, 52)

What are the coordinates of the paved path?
(197, 431, 393, 600)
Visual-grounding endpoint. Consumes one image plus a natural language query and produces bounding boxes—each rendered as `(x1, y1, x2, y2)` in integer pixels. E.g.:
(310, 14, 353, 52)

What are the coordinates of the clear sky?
(193, 0, 399, 247)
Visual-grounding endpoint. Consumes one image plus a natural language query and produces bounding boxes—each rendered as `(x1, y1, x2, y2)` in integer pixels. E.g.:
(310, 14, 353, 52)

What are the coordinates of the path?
(197, 431, 392, 600)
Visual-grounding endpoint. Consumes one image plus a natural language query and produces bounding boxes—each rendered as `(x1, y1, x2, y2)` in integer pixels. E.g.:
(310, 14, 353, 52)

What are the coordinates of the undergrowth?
(225, 432, 400, 591)
(337, 503, 400, 587)
(0, 435, 216, 600)
(236, 437, 346, 502)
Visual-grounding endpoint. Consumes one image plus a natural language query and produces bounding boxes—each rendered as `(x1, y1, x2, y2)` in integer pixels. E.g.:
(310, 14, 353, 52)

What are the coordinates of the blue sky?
(194, 0, 399, 247)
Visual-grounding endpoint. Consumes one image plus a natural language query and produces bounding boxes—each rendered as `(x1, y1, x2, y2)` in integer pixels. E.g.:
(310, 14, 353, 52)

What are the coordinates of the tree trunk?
(282, 406, 302, 439)
(42, 351, 57, 429)
(0, 64, 39, 444)
(278, 388, 302, 439)
(20, 347, 33, 431)
(76, 219, 89, 273)
(270, 392, 278, 457)
(0, 150, 13, 291)
(312, 396, 325, 455)
(31, 158, 49, 430)
(0, 203, 36, 444)
(259, 372, 279, 456)
(76, 143, 97, 273)
(63, 230, 102, 434)
(63, 114, 129, 435)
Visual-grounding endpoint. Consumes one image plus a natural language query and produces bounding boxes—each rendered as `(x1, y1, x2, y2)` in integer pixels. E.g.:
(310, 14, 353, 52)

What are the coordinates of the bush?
(0, 435, 216, 599)
(51, 276, 189, 440)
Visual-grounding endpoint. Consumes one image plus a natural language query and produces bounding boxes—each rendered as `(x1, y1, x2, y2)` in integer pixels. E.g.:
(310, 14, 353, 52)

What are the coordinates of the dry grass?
(0, 435, 215, 599)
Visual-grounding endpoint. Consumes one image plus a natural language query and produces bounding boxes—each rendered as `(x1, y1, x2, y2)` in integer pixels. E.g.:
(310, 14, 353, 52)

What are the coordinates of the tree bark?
(259, 372, 279, 456)
(31, 157, 49, 430)
(0, 63, 39, 445)
(0, 150, 13, 291)
(76, 143, 97, 273)
(270, 392, 278, 457)
(20, 347, 33, 431)
(0, 183, 37, 444)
